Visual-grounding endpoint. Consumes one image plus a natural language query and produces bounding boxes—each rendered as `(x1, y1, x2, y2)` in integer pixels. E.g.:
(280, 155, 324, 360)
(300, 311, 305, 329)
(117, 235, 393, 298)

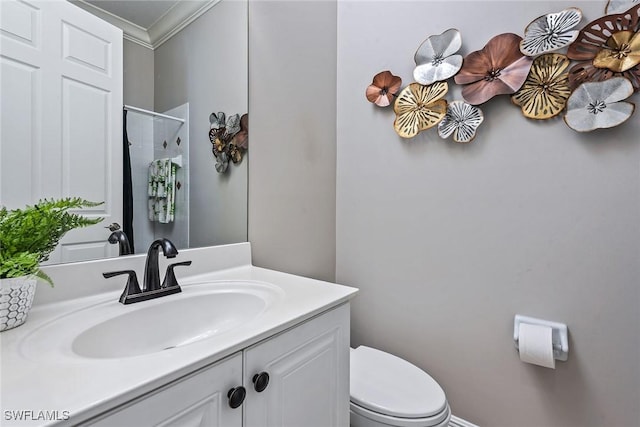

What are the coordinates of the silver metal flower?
(209, 112, 226, 130)
(437, 101, 484, 143)
(520, 8, 583, 57)
(564, 77, 635, 132)
(215, 152, 229, 173)
(606, 0, 639, 14)
(413, 28, 463, 85)
(225, 113, 241, 137)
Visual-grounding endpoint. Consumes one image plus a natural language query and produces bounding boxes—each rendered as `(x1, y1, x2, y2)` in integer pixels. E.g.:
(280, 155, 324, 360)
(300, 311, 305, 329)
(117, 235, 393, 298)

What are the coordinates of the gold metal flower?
(393, 82, 448, 138)
(228, 143, 243, 164)
(213, 137, 225, 157)
(512, 54, 572, 119)
(567, 4, 640, 91)
(592, 30, 640, 73)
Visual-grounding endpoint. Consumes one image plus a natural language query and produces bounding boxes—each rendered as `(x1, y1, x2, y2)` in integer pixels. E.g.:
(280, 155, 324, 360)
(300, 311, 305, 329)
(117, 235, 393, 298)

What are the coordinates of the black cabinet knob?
(227, 386, 246, 408)
(252, 372, 270, 392)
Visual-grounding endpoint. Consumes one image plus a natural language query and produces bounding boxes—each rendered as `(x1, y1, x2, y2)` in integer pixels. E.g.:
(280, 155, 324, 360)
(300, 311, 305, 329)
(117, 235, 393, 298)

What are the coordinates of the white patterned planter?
(0, 276, 37, 332)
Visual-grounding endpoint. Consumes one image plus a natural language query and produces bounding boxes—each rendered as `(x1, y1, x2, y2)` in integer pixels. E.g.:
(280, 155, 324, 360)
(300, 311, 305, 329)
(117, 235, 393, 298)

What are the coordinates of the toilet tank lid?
(350, 346, 447, 419)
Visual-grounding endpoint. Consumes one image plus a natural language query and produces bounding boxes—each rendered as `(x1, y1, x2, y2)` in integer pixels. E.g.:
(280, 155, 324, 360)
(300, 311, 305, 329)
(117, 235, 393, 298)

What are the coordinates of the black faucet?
(108, 230, 132, 256)
(143, 238, 178, 292)
(103, 238, 191, 305)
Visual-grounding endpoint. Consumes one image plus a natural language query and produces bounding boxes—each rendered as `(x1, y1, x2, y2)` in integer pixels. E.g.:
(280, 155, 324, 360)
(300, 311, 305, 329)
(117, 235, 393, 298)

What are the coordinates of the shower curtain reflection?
(122, 110, 135, 253)
(125, 103, 190, 253)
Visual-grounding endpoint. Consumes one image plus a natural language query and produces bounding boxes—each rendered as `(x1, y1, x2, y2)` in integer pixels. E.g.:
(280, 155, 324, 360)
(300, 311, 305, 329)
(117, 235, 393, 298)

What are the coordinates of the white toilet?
(350, 346, 451, 427)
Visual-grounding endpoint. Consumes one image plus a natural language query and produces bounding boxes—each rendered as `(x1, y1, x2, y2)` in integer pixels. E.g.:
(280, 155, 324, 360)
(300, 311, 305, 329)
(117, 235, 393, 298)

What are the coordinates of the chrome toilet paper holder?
(513, 315, 569, 362)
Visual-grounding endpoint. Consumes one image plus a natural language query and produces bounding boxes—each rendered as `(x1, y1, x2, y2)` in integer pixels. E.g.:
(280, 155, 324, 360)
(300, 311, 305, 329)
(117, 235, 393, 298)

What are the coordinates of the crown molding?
(148, 0, 221, 49)
(72, 0, 221, 50)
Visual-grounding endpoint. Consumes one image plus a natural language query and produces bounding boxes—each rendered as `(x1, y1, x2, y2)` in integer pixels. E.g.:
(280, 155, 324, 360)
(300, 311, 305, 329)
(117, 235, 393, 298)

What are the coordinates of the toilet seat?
(351, 400, 451, 427)
(350, 346, 450, 427)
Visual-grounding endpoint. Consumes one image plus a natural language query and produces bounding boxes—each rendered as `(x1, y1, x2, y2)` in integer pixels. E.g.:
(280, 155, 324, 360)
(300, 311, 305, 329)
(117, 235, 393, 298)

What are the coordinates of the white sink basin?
(19, 280, 283, 360)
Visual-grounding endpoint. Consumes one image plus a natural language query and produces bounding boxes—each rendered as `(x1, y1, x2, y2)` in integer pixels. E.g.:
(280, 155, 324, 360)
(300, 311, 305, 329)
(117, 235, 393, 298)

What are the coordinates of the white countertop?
(0, 244, 358, 426)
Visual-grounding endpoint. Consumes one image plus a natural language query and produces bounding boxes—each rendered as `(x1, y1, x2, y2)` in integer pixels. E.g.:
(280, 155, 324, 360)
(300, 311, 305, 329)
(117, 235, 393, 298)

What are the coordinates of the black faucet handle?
(103, 270, 142, 304)
(162, 261, 192, 289)
(103, 269, 138, 281)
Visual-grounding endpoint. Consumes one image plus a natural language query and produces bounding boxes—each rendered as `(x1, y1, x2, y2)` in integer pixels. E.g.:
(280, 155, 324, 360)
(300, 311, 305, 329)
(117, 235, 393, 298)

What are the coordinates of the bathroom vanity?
(0, 243, 357, 426)
(87, 304, 349, 427)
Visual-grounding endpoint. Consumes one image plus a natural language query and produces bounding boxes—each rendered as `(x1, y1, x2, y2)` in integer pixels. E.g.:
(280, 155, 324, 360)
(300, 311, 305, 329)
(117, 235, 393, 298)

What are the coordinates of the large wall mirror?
(1, 0, 248, 264)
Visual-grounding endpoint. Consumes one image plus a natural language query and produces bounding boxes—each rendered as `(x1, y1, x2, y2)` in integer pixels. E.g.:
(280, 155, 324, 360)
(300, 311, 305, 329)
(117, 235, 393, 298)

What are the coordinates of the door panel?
(0, 0, 123, 263)
(84, 353, 243, 427)
(0, 56, 40, 207)
(0, 0, 40, 49)
(244, 304, 351, 427)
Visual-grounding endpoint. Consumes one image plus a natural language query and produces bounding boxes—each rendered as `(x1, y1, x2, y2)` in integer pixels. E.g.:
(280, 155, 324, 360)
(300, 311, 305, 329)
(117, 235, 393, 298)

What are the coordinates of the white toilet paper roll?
(518, 323, 555, 369)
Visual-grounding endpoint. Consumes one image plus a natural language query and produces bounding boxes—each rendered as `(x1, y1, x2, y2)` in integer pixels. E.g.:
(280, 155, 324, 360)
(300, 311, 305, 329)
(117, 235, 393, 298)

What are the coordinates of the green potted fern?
(0, 198, 103, 331)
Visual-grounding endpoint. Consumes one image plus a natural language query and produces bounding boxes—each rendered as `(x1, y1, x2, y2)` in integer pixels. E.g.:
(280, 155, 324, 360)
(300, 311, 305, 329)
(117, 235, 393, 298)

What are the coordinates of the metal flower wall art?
(606, 0, 640, 14)
(455, 33, 533, 105)
(209, 112, 248, 174)
(520, 8, 583, 56)
(366, 71, 402, 107)
(365, 0, 638, 137)
(393, 82, 448, 138)
(564, 77, 635, 131)
(414, 29, 463, 85)
(566, 4, 640, 92)
(437, 101, 484, 143)
(512, 54, 572, 119)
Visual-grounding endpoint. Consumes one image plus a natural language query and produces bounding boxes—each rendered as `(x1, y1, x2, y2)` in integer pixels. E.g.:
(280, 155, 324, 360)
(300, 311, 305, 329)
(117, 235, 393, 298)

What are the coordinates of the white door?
(0, 0, 123, 263)
(244, 304, 351, 427)
(84, 353, 244, 427)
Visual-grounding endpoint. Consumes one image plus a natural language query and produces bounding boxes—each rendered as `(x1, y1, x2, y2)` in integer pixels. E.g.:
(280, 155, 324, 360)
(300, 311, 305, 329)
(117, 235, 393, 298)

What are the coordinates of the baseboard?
(450, 415, 479, 427)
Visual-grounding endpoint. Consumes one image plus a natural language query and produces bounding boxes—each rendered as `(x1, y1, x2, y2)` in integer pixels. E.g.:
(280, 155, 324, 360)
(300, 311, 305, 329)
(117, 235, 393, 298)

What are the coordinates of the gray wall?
(336, 1, 640, 426)
(154, 0, 248, 247)
(248, 0, 337, 282)
(123, 39, 154, 109)
(128, 1, 639, 425)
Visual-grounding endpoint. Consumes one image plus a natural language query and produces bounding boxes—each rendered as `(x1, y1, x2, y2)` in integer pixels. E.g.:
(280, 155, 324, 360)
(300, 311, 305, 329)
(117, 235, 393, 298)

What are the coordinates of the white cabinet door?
(244, 304, 351, 427)
(85, 353, 244, 427)
(0, 0, 123, 262)
(83, 353, 242, 427)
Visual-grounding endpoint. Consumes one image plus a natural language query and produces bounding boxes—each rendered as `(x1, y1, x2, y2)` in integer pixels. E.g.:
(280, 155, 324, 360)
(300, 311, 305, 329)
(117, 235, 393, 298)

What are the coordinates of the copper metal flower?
(393, 82, 448, 138)
(512, 53, 572, 119)
(437, 101, 484, 143)
(606, 0, 640, 14)
(564, 77, 635, 132)
(366, 71, 402, 107)
(567, 4, 640, 91)
(520, 8, 583, 56)
(454, 33, 533, 105)
(413, 28, 463, 85)
(232, 113, 248, 149)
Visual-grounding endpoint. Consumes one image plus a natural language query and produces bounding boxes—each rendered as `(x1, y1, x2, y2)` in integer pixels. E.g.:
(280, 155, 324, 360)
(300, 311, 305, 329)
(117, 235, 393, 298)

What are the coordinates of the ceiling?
(72, 0, 217, 49)
(83, 0, 179, 30)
